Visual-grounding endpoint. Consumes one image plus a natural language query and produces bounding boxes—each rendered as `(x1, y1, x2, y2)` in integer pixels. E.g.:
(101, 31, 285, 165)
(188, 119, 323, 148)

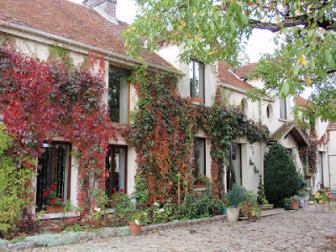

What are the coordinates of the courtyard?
(25, 206, 336, 252)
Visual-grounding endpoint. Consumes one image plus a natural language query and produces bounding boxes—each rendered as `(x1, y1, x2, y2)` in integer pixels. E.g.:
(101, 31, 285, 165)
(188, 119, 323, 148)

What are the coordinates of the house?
(231, 63, 335, 193)
(0, 0, 183, 217)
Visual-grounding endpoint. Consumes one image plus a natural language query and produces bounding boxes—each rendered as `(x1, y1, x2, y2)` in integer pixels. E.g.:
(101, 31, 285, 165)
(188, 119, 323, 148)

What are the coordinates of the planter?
(290, 201, 299, 210)
(46, 205, 64, 213)
(227, 208, 239, 222)
(222, 207, 227, 216)
(129, 222, 142, 236)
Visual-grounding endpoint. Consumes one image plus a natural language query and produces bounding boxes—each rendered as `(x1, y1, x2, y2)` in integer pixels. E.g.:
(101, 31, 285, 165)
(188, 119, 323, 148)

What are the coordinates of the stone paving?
(25, 206, 336, 252)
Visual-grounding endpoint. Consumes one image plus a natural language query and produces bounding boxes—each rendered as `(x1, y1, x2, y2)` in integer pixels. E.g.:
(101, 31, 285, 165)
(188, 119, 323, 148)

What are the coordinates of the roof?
(294, 96, 308, 108)
(217, 62, 253, 91)
(234, 63, 257, 79)
(0, 0, 176, 72)
(270, 121, 309, 146)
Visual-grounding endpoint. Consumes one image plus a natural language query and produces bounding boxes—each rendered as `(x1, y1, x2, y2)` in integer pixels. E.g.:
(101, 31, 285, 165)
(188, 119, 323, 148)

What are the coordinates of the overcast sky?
(70, 0, 277, 63)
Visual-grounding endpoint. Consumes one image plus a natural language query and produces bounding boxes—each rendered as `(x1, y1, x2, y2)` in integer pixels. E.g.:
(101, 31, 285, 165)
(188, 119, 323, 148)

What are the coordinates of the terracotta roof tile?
(234, 63, 257, 79)
(0, 0, 176, 71)
(217, 62, 253, 90)
(294, 96, 308, 108)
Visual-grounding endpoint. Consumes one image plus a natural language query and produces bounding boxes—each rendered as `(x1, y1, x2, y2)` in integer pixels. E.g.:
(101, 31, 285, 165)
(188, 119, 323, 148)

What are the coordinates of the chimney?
(83, 0, 118, 24)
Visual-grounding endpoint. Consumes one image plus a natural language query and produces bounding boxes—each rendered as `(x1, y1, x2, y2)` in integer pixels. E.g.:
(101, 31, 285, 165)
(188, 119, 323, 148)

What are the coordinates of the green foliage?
(227, 184, 247, 208)
(63, 224, 83, 233)
(257, 175, 268, 205)
(132, 174, 149, 210)
(48, 45, 74, 70)
(111, 192, 134, 224)
(148, 201, 172, 224)
(264, 144, 303, 206)
(131, 211, 148, 226)
(176, 189, 222, 220)
(92, 189, 109, 219)
(125, 0, 336, 121)
(0, 126, 32, 238)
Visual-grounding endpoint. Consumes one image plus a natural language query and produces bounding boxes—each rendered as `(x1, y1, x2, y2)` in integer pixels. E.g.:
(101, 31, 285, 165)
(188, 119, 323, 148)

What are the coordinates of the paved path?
(26, 206, 336, 252)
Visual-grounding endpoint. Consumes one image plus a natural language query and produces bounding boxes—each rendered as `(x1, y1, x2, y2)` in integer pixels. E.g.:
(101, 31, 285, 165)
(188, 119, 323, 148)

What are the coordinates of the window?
(193, 138, 206, 178)
(36, 142, 71, 211)
(227, 144, 242, 191)
(240, 98, 248, 115)
(280, 98, 287, 119)
(105, 145, 127, 197)
(108, 67, 129, 123)
(266, 104, 273, 119)
(189, 60, 205, 101)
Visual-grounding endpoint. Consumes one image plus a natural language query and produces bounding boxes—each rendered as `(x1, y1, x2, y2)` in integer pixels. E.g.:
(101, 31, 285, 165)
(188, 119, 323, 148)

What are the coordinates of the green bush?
(264, 144, 303, 206)
(176, 189, 222, 220)
(0, 126, 32, 238)
(227, 184, 247, 208)
(111, 192, 134, 225)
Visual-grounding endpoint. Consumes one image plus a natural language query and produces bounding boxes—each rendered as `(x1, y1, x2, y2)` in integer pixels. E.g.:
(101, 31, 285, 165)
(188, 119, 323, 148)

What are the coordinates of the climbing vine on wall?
(127, 67, 269, 204)
(0, 48, 115, 211)
(126, 66, 195, 206)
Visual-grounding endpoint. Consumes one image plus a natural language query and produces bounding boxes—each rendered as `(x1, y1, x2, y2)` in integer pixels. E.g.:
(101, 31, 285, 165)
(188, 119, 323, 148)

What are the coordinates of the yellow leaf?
(305, 76, 312, 85)
(276, 15, 281, 24)
(298, 55, 307, 66)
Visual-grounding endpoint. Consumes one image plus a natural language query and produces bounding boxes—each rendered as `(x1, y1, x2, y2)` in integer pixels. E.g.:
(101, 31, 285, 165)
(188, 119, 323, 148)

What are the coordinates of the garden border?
(0, 215, 226, 251)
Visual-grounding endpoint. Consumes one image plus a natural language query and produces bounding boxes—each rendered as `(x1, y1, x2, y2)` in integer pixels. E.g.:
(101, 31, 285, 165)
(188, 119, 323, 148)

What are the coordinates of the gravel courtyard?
(26, 206, 336, 252)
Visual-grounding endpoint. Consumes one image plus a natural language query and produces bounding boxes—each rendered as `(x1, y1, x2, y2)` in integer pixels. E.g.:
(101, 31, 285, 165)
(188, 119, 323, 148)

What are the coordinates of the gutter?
(0, 20, 182, 75)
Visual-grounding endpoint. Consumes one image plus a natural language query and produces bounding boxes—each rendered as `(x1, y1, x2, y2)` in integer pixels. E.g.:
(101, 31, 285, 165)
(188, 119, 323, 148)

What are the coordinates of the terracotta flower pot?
(290, 201, 299, 210)
(227, 208, 239, 222)
(129, 222, 142, 236)
(46, 205, 64, 213)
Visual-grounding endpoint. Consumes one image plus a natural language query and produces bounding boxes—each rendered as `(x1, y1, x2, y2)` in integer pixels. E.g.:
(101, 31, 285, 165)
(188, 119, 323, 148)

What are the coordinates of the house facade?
(0, 0, 334, 220)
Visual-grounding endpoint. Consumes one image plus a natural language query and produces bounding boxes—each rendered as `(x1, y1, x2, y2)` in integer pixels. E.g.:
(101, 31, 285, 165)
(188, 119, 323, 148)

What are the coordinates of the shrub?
(264, 144, 303, 206)
(257, 175, 268, 205)
(227, 184, 247, 208)
(111, 192, 134, 224)
(150, 200, 173, 224)
(176, 189, 222, 219)
(0, 126, 32, 238)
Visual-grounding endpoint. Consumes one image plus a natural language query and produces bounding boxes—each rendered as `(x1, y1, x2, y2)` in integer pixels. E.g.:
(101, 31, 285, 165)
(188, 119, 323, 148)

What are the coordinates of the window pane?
(280, 98, 287, 119)
(189, 61, 195, 97)
(106, 145, 127, 197)
(36, 143, 71, 211)
(193, 138, 206, 178)
(108, 69, 121, 122)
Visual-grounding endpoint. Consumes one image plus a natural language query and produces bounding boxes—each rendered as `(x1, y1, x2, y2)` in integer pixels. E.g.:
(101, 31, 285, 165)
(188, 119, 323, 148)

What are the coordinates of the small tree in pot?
(227, 184, 246, 222)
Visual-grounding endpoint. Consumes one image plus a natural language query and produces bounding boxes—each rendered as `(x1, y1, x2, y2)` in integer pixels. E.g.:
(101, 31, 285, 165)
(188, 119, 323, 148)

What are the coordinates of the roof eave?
(0, 20, 183, 75)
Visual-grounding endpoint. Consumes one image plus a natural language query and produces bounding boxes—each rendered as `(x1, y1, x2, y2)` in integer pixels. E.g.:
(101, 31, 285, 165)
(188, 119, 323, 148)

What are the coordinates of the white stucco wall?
(327, 130, 336, 188)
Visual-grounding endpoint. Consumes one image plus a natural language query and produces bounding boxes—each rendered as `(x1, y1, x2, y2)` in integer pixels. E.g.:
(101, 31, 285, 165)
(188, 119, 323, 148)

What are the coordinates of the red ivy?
(0, 48, 116, 210)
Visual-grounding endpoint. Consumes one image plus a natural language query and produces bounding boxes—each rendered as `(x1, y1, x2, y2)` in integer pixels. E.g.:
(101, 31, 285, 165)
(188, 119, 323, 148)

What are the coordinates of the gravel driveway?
(25, 206, 336, 252)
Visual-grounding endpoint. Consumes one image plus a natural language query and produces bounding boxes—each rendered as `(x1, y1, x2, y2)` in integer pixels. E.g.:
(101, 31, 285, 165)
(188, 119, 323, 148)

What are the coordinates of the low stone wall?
(0, 215, 225, 251)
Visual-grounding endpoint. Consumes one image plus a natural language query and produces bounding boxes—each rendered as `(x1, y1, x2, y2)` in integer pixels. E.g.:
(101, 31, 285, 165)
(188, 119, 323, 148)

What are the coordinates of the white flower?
(158, 208, 164, 213)
(153, 202, 159, 207)
(134, 219, 140, 225)
(94, 207, 101, 212)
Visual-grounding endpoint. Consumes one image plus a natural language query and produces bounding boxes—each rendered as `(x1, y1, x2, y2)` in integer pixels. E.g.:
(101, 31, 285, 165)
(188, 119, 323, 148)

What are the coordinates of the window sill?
(189, 97, 205, 104)
(37, 211, 80, 220)
(194, 187, 208, 192)
(279, 118, 288, 122)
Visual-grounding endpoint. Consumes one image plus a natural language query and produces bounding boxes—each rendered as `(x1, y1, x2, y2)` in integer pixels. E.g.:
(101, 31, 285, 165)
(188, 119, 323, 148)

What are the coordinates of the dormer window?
(189, 60, 205, 101)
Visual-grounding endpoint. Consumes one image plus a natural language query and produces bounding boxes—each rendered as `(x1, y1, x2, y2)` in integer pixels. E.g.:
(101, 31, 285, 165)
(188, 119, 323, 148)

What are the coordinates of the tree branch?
(249, 15, 336, 32)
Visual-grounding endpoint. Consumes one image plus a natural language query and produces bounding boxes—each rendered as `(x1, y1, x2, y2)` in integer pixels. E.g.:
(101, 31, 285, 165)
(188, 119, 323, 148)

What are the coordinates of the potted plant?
(129, 211, 147, 236)
(314, 189, 331, 212)
(283, 198, 291, 210)
(227, 184, 246, 222)
(289, 196, 299, 210)
(43, 183, 64, 213)
(239, 192, 261, 222)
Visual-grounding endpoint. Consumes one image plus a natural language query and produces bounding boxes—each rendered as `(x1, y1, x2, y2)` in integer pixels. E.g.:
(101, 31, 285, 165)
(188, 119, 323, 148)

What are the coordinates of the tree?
(264, 144, 302, 206)
(123, 0, 336, 121)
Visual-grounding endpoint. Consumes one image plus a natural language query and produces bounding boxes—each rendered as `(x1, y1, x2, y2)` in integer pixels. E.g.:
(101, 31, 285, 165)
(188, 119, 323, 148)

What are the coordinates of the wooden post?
(177, 173, 181, 206)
